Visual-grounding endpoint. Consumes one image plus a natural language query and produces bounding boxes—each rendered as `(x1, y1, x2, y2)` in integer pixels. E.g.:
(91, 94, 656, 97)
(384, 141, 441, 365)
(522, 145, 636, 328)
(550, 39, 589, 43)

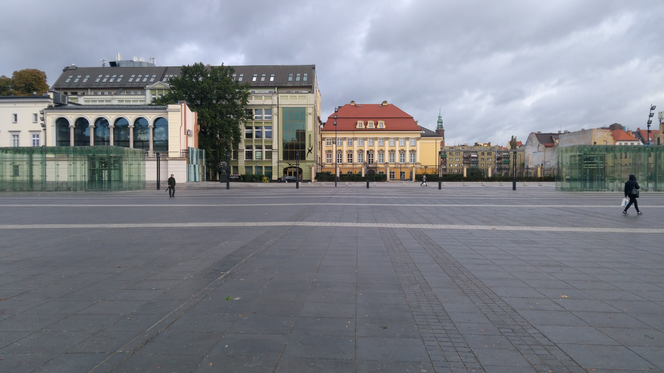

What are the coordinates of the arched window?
(74, 118, 90, 146)
(56, 118, 70, 146)
(153, 117, 168, 152)
(114, 118, 130, 147)
(133, 117, 150, 150)
(94, 118, 110, 146)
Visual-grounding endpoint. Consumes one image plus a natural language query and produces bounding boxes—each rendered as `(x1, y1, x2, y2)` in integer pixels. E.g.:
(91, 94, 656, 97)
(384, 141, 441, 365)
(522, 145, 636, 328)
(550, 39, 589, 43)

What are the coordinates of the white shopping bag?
(621, 198, 629, 207)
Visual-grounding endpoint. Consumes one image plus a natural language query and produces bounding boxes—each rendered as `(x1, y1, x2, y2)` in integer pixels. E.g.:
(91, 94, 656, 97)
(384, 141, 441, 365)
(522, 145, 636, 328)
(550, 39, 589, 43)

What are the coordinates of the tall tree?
(0, 75, 11, 96)
(11, 69, 49, 96)
(153, 63, 251, 175)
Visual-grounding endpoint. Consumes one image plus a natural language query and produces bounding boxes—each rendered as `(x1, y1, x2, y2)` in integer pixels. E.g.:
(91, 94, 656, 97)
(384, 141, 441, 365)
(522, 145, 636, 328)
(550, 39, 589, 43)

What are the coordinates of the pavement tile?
(558, 343, 658, 371)
(282, 335, 354, 360)
(356, 337, 428, 362)
(275, 357, 354, 372)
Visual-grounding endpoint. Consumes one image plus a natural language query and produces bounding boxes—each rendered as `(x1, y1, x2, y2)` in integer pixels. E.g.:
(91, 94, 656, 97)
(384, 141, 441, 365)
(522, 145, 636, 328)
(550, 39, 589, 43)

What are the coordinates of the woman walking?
(623, 174, 642, 215)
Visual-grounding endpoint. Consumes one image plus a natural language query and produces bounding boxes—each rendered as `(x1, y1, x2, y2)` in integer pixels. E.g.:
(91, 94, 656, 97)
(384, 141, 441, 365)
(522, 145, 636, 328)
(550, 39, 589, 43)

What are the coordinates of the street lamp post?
(334, 107, 338, 187)
(512, 150, 517, 191)
(296, 151, 300, 189)
(647, 105, 657, 145)
(366, 150, 370, 189)
(438, 149, 442, 190)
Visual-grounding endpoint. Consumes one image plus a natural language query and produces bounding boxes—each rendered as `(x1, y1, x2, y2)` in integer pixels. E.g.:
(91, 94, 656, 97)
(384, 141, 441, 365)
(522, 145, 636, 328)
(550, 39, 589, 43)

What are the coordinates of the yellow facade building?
(320, 101, 441, 180)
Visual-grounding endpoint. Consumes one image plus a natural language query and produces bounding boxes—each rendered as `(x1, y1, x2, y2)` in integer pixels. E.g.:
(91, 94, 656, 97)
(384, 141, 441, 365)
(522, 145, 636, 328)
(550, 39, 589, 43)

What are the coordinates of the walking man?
(168, 174, 176, 198)
(420, 174, 427, 187)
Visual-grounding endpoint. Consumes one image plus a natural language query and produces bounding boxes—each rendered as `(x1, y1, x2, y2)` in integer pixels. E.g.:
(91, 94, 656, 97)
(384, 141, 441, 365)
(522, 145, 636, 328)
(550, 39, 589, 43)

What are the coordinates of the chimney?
(350, 100, 355, 106)
(116, 53, 121, 61)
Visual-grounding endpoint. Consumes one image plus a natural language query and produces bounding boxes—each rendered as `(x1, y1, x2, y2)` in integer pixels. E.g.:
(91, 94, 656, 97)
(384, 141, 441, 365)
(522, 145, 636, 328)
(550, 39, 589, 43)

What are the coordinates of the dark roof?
(419, 125, 442, 138)
(535, 133, 559, 147)
(52, 64, 317, 90)
(44, 105, 168, 111)
(0, 95, 52, 101)
(321, 103, 420, 132)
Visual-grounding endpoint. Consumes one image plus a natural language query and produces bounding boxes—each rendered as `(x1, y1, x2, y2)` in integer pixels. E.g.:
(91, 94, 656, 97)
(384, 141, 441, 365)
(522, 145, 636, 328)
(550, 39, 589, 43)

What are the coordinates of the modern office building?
(320, 101, 441, 181)
(440, 143, 521, 177)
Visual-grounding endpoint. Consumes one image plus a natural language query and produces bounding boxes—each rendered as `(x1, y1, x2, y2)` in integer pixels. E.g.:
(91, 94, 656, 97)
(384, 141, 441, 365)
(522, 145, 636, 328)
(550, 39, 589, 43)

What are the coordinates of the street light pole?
(334, 107, 338, 187)
(647, 105, 657, 145)
(296, 151, 300, 189)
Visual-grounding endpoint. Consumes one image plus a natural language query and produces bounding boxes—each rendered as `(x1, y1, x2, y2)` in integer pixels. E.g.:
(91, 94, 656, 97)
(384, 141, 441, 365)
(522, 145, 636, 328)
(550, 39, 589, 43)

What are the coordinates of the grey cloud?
(1, 0, 662, 146)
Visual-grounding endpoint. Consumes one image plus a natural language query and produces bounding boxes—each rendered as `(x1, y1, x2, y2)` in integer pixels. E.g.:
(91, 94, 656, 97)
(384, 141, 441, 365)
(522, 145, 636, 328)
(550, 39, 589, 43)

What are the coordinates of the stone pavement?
(0, 182, 662, 372)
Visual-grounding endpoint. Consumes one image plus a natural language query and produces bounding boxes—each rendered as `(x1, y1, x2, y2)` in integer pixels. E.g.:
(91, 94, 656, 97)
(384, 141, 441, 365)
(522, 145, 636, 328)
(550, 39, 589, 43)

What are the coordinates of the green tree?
(11, 69, 49, 96)
(153, 63, 251, 175)
(0, 75, 11, 96)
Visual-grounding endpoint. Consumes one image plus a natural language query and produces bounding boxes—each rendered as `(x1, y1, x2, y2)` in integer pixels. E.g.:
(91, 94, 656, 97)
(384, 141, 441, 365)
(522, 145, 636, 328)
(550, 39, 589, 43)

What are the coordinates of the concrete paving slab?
(0, 183, 662, 372)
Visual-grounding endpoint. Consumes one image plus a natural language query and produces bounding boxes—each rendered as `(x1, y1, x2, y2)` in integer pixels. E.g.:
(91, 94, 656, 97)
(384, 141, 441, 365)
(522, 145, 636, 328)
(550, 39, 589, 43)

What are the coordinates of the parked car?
(278, 176, 297, 183)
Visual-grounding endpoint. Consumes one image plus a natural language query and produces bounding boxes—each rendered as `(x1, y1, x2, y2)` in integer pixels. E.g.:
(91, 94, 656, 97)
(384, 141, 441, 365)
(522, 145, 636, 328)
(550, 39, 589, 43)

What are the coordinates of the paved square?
(0, 182, 662, 372)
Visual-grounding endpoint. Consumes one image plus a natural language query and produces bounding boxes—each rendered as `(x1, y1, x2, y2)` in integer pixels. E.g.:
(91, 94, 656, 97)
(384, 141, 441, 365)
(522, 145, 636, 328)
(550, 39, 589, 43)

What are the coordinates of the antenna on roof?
(101, 58, 106, 67)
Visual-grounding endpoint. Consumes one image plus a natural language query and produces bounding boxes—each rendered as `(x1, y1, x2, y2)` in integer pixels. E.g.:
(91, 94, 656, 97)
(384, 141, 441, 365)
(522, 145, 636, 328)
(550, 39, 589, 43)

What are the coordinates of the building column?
(109, 125, 114, 146)
(89, 124, 95, 146)
(148, 124, 154, 156)
(129, 124, 134, 148)
(69, 124, 74, 147)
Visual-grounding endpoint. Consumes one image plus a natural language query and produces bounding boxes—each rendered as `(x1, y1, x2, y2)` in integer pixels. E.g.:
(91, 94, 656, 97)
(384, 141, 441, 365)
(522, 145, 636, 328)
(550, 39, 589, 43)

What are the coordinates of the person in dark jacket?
(168, 174, 176, 198)
(623, 174, 641, 215)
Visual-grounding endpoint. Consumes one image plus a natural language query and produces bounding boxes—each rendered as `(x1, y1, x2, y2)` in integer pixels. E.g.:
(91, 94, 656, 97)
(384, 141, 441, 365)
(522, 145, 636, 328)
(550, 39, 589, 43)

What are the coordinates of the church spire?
(436, 108, 443, 129)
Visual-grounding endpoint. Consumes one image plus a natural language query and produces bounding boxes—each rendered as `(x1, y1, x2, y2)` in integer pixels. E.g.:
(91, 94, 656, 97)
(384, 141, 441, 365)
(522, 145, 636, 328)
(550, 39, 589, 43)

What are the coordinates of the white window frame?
(12, 113, 18, 123)
(11, 133, 20, 147)
(410, 139, 416, 146)
(378, 152, 384, 164)
(368, 139, 374, 146)
(389, 139, 395, 147)
(326, 138, 333, 146)
(389, 153, 395, 164)
(358, 152, 364, 163)
(336, 152, 343, 164)
(326, 152, 332, 164)
(337, 138, 342, 146)
(31, 133, 40, 147)
(410, 152, 416, 163)
(378, 139, 384, 146)
(347, 152, 353, 164)
(347, 138, 353, 146)
(33, 113, 38, 123)
(358, 138, 364, 146)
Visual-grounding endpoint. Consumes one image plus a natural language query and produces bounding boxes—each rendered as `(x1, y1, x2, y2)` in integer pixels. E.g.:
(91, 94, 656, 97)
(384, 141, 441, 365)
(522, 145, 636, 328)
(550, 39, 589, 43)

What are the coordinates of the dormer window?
(238, 74, 244, 81)
(367, 121, 375, 129)
(252, 74, 257, 82)
(270, 73, 275, 81)
(357, 121, 364, 129)
(378, 121, 385, 129)
(261, 74, 266, 82)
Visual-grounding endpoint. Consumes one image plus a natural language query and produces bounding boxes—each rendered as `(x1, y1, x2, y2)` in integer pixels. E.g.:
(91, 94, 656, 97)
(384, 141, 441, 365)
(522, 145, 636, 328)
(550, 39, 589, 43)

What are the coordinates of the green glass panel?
(0, 146, 145, 192)
(556, 145, 664, 192)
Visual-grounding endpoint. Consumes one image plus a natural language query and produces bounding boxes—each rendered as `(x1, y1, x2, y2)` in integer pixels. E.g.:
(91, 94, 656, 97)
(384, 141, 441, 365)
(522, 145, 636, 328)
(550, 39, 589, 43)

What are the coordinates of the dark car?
(278, 176, 297, 183)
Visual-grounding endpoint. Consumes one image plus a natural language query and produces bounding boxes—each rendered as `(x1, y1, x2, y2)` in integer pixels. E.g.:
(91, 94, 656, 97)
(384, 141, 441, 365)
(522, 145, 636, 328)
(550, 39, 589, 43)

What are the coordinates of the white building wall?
(0, 97, 50, 147)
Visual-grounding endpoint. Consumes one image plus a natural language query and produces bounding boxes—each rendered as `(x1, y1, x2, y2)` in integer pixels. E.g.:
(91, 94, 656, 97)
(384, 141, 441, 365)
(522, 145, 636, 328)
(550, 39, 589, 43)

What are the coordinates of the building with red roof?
(320, 101, 441, 180)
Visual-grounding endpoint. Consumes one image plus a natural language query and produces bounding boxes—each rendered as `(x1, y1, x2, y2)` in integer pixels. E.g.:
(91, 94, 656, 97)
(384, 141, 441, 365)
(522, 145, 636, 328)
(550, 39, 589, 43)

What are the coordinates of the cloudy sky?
(2, 0, 663, 146)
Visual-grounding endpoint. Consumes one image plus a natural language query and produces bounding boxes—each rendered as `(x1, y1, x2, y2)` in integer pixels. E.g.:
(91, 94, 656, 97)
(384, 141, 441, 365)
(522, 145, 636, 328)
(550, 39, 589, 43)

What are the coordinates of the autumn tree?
(9, 69, 49, 96)
(153, 63, 251, 176)
(0, 75, 11, 96)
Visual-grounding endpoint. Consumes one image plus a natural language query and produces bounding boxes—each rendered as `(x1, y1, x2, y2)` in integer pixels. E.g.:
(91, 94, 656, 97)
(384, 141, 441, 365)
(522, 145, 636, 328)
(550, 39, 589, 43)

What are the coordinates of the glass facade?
(282, 107, 305, 161)
(0, 146, 145, 192)
(114, 118, 130, 147)
(556, 145, 664, 192)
